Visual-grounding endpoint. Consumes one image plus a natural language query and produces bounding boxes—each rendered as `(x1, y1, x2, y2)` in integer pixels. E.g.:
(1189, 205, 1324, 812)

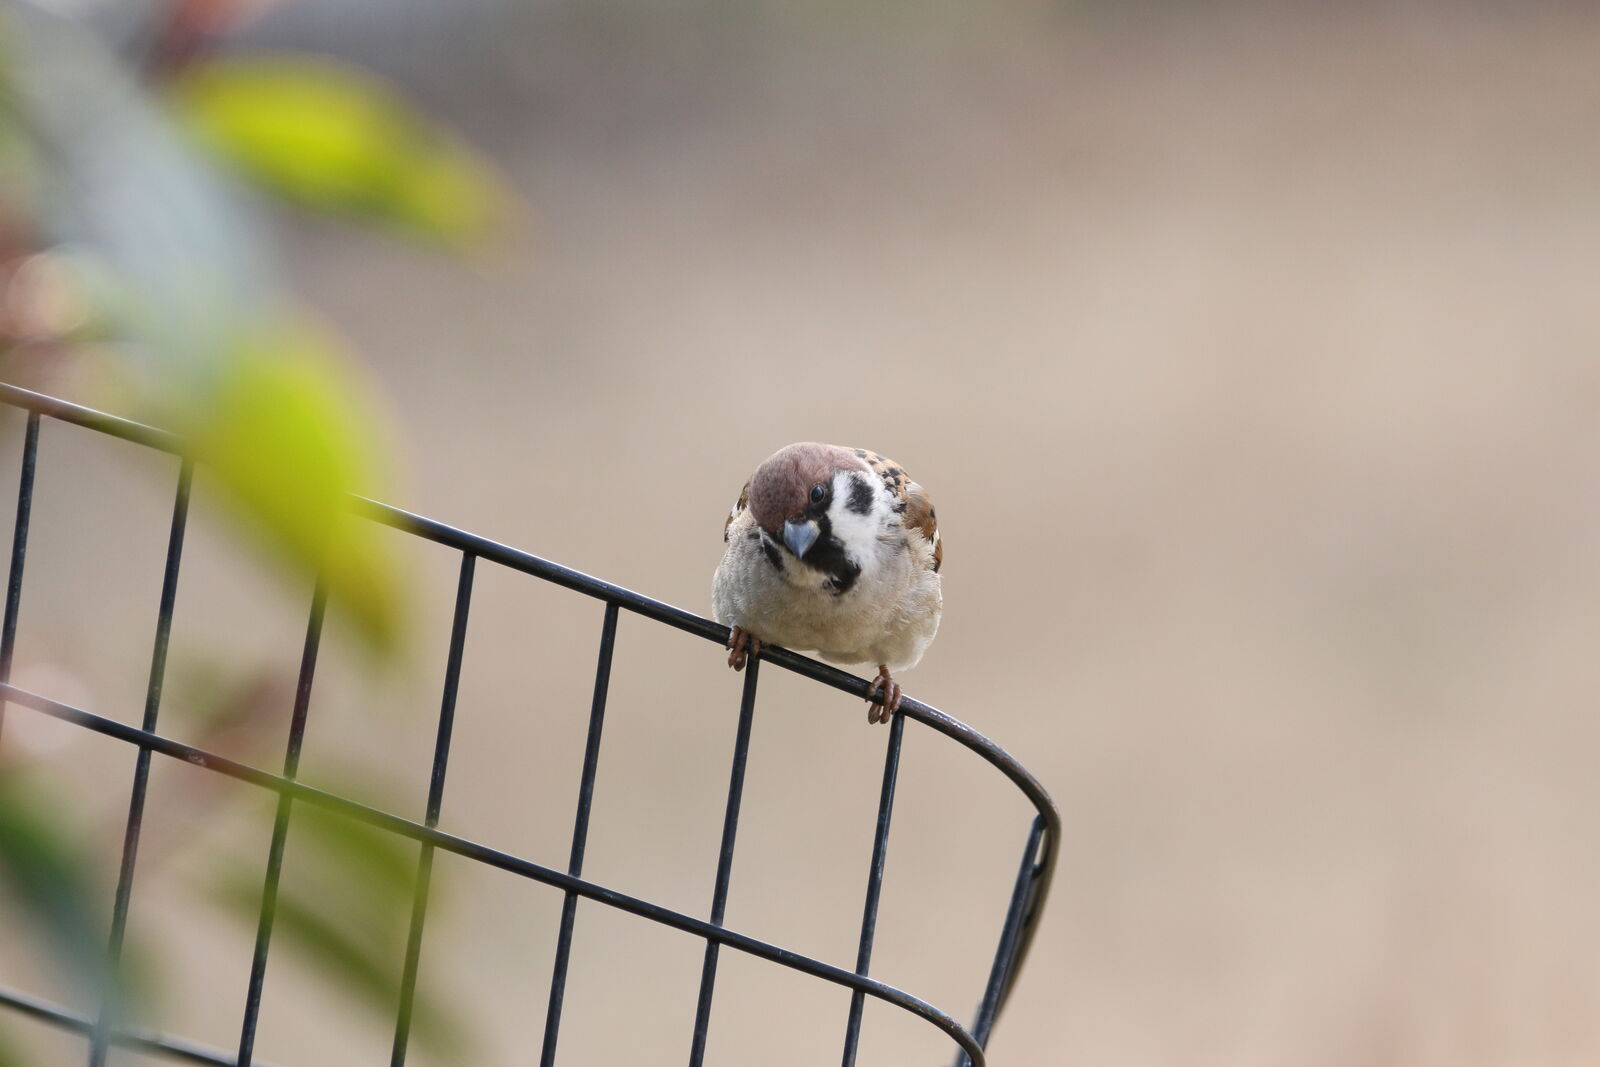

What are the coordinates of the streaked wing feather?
(723, 481, 750, 542)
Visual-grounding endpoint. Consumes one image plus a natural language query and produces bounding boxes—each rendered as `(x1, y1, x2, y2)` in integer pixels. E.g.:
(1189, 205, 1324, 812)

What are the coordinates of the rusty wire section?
(0, 383, 1058, 1067)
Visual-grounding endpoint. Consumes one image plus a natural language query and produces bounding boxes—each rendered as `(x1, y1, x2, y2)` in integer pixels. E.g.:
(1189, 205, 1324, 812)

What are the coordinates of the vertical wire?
(89, 459, 193, 1067)
(687, 656, 761, 1067)
(390, 551, 475, 1067)
(839, 708, 906, 1066)
(0, 412, 42, 740)
(236, 583, 328, 1065)
(952, 815, 1046, 1067)
(539, 601, 619, 1066)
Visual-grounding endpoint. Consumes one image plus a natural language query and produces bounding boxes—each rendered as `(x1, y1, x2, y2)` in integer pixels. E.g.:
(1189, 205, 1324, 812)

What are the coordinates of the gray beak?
(782, 518, 820, 559)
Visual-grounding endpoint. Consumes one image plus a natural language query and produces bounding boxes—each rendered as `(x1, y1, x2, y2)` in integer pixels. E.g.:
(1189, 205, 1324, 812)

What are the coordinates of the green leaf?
(195, 777, 468, 1058)
(0, 1021, 25, 1067)
(170, 53, 514, 250)
(182, 315, 408, 656)
(0, 779, 108, 996)
(291, 801, 420, 904)
(209, 864, 467, 1059)
(4, 14, 412, 657)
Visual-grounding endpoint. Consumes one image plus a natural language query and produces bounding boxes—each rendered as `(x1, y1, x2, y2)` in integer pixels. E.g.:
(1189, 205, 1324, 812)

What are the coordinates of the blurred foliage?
(173, 53, 513, 250)
(1, 2, 419, 656)
(0, 1025, 20, 1067)
(0, 766, 165, 1060)
(0, 779, 106, 996)
(0, 0, 519, 1059)
(205, 800, 469, 1060)
(188, 318, 406, 654)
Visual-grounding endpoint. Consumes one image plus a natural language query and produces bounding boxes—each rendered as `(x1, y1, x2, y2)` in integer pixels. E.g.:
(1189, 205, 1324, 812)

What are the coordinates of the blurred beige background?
(5, 1, 1600, 1064)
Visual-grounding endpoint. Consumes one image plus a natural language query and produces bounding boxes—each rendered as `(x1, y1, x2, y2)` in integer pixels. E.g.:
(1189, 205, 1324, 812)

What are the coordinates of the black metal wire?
(237, 583, 328, 1066)
(539, 601, 619, 1067)
(955, 817, 1048, 1067)
(0, 986, 281, 1067)
(688, 655, 761, 1065)
(841, 706, 906, 1067)
(89, 458, 192, 1067)
(0, 410, 40, 740)
(0, 383, 1060, 1067)
(4, 677, 995, 1063)
(0, 388, 1059, 865)
(391, 551, 476, 1066)
(357, 494, 1061, 890)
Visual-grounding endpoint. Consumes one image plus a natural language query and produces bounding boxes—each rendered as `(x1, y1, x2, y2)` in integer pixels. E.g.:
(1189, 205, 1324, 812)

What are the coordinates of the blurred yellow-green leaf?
(0, 779, 108, 996)
(291, 801, 419, 899)
(207, 815, 467, 1060)
(182, 316, 407, 655)
(0, 1022, 22, 1067)
(169, 52, 513, 250)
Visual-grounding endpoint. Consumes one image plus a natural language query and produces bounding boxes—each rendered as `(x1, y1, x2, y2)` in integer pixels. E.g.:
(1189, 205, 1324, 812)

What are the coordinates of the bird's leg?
(727, 627, 761, 671)
(867, 664, 901, 724)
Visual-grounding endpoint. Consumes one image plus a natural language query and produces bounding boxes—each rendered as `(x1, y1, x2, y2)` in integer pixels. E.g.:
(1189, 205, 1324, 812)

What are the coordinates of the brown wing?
(850, 448, 942, 572)
(902, 479, 943, 572)
(723, 482, 750, 542)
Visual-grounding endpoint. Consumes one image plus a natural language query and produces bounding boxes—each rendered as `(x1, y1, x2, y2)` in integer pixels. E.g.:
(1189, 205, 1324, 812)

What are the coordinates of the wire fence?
(0, 382, 1058, 1067)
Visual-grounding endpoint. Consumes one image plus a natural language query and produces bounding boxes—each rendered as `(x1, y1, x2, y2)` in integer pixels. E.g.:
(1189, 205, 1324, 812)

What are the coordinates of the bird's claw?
(867, 665, 901, 725)
(727, 627, 761, 671)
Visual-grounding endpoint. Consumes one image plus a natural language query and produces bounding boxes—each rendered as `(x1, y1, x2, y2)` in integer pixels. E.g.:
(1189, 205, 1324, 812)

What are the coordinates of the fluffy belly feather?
(713, 524, 940, 670)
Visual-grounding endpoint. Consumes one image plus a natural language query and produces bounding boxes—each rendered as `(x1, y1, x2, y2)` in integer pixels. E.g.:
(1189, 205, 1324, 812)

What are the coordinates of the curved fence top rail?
(0, 381, 1059, 1066)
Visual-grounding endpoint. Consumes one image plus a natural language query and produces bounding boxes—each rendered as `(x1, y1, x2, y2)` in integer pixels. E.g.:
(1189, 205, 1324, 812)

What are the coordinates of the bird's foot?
(867, 665, 901, 725)
(727, 627, 761, 671)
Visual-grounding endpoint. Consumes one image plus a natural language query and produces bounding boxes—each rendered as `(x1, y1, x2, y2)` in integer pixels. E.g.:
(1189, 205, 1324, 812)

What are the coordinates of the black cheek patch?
(846, 474, 875, 515)
(802, 515, 860, 595)
(761, 536, 784, 570)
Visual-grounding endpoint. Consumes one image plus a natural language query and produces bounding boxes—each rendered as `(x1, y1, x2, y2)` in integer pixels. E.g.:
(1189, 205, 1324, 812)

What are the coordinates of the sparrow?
(712, 442, 943, 724)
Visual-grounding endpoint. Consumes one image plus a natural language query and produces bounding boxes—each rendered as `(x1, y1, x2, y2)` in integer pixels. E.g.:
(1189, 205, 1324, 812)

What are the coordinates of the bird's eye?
(810, 484, 827, 505)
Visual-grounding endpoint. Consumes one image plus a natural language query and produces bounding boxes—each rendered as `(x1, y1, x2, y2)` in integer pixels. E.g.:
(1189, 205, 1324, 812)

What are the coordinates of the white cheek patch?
(826, 470, 885, 559)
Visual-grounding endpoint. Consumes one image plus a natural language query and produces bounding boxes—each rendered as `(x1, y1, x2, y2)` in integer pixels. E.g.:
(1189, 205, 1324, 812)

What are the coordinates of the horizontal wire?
(0, 680, 990, 1067)
(0, 384, 1052, 824)
(0, 380, 1059, 1037)
(0, 986, 281, 1067)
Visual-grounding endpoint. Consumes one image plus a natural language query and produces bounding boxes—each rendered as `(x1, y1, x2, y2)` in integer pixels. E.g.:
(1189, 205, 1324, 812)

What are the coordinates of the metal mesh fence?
(0, 383, 1058, 1067)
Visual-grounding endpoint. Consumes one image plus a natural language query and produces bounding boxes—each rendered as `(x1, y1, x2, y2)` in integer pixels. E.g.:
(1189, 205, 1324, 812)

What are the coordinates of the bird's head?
(747, 442, 881, 571)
